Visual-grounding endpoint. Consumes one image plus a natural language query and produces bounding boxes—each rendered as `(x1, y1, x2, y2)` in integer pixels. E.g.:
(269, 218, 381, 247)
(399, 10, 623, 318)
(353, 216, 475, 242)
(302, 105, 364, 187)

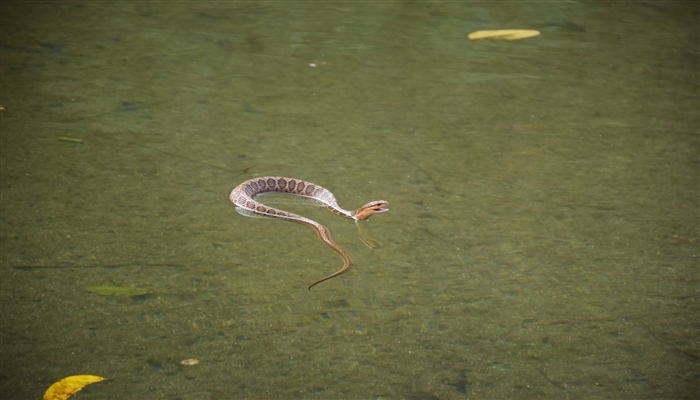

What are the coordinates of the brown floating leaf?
(468, 29, 541, 41)
(85, 285, 148, 296)
(44, 375, 106, 400)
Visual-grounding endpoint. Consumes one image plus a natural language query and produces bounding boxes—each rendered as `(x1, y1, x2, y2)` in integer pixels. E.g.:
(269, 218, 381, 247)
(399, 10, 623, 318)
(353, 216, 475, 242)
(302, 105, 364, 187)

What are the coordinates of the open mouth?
(369, 200, 389, 213)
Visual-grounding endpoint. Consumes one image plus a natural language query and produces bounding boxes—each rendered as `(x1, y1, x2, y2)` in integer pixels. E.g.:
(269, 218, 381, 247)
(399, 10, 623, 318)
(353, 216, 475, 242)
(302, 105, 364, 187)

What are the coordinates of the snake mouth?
(367, 200, 389, 213)
(355, 201, 389, 220)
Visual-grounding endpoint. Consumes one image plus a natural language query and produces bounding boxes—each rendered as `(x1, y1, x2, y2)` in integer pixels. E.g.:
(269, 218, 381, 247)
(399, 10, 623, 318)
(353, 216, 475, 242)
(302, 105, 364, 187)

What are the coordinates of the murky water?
(1, 2, 698, 399)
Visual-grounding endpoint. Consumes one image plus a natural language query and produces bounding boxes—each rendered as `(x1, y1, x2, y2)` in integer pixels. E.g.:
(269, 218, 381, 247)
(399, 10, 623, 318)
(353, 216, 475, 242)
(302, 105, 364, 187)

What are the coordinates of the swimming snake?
(229, 176, 388, 290)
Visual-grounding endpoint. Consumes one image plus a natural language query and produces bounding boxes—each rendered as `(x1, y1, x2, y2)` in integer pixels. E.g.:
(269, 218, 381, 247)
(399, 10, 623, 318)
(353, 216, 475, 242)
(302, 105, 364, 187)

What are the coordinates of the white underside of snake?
(229, 177, 388, 290)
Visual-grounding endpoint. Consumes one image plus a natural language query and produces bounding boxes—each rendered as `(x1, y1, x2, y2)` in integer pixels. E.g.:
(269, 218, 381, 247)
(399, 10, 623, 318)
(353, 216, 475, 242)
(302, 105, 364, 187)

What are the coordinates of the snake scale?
(230, 176, 388, 290)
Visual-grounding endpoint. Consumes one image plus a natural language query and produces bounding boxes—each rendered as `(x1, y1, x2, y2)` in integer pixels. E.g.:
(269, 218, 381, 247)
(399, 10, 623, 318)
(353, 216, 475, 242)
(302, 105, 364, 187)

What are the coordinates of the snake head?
(354, 200, 389, 220)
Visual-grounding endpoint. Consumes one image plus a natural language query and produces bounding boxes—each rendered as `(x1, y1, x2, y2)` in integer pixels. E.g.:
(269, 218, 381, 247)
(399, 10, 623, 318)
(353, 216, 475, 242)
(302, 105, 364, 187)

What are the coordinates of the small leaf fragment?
(58, 137, 83, 143)
(43, 375, 106, 400)
(468, 29, 541, 40)
(85, 285, 149, 296)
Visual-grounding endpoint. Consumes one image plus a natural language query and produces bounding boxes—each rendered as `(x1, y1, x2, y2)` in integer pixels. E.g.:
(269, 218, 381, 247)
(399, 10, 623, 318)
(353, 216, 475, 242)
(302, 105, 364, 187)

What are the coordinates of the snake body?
(229, 176, 388, 290)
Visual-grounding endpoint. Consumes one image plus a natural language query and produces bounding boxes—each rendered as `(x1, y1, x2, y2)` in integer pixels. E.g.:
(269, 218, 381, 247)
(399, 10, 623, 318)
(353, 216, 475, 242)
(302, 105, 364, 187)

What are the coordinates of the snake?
(229, 176, 388, 290)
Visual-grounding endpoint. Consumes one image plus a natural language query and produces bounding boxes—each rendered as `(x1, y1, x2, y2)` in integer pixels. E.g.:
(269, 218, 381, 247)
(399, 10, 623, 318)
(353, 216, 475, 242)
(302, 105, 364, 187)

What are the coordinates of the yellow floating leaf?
(44, 375, 106, 400)
(85, 285, 149, 296)
(468, 29, 541, 41)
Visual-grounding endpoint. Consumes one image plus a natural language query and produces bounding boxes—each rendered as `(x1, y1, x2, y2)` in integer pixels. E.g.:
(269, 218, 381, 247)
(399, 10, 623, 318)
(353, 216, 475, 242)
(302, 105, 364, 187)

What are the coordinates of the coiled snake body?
(229, 176, 388, 290)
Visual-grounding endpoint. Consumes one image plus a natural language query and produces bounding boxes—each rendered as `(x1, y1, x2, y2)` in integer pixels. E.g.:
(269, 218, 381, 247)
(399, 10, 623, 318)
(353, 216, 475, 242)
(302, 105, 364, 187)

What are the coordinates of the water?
(1, 2, 698, 399)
